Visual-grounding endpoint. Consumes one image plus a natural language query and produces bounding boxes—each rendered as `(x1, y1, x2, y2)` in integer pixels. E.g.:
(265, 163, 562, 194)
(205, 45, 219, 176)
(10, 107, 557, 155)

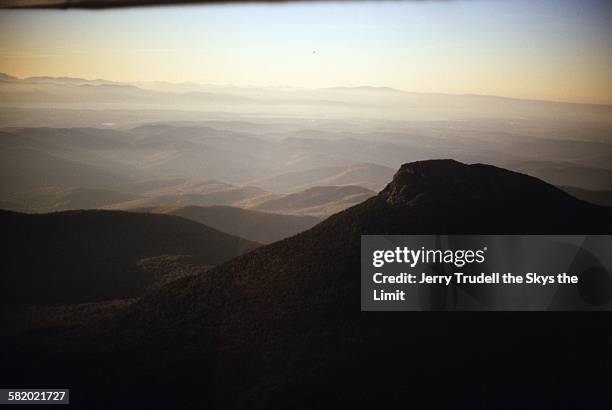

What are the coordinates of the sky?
(1, 0, 611, 104)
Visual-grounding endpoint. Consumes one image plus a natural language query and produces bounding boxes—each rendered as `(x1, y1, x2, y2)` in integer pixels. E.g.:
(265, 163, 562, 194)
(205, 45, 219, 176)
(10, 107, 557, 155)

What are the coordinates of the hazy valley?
(2, 74, 612, 217)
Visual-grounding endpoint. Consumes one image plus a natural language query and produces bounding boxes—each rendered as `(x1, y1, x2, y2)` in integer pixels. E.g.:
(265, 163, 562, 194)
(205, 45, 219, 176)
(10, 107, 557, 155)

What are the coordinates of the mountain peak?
(380, 159, 577, 209)
(382, 159, 474, 206)
(0, 72, 18, 82)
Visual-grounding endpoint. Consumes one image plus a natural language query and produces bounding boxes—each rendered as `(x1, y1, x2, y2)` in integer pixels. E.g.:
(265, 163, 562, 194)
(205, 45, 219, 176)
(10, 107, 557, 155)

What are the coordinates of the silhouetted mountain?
(2, 160, 611, 409)
(147, 205, 319, 244)
(0, 210, 258, 312)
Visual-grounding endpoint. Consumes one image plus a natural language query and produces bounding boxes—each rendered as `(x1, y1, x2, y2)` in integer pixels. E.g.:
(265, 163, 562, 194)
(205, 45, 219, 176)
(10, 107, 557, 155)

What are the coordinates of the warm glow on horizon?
(1, 0, 611, 104)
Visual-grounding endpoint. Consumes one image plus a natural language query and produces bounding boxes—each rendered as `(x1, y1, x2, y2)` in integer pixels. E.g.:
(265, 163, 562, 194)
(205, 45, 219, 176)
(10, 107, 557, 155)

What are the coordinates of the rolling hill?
(246, 185, 376, 217)
(252, 163, 395, 193)
(0, 147, 127, 196)
(106, 180, 373, 219)
(3, 122, 612, 207)
(104, 179, 271, 210)
(146, 205, 319, 244)
(3, 160, 611, 408)
(0, 209, 258, 312)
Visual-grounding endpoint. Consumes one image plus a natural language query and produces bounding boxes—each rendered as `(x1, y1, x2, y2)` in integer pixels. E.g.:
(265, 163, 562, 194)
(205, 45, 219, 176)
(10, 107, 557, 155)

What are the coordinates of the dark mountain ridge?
(2, 160, 612, 409)
(0, 209, 258, 312)
(145, 205, 319, 244)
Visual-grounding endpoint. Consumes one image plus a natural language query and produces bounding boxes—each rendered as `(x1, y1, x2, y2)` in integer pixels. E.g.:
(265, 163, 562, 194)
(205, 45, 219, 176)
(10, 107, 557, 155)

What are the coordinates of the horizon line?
(2, 71, 612, 108)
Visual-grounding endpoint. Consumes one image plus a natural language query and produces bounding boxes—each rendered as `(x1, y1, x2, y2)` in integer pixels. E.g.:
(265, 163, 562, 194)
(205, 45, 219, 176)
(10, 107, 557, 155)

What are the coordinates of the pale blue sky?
(1, 0, 611, 103)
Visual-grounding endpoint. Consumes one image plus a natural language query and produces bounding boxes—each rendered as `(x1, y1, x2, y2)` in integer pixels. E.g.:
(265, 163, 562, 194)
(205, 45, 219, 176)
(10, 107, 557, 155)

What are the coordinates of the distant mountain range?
(2, 72, 611, 106)
(2, 160, 611, 408)
(3, 124, 612, 219)
(2, 72, 612, 123)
